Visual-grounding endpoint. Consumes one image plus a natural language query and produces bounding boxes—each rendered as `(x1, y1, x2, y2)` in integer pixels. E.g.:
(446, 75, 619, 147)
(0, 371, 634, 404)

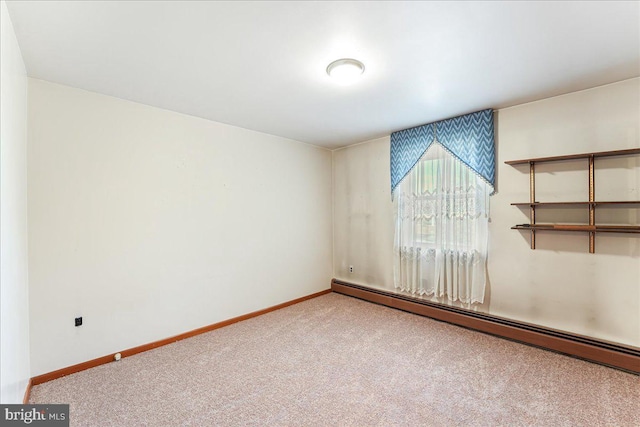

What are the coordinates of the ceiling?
(6, 1, 640, 149)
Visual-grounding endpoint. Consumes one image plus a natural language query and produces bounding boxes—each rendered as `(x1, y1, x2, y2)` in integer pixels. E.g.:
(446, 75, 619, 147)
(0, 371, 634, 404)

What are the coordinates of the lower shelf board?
(512, 224, 640, 233)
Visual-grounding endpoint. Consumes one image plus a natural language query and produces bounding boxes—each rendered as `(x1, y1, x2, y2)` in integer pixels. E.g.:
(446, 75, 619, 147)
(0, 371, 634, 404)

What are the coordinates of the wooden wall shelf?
(506, 148, 640, 253)
(505, 148, 640, 165)
(511, 201, 640, 207)
(511, 224, 640, 234)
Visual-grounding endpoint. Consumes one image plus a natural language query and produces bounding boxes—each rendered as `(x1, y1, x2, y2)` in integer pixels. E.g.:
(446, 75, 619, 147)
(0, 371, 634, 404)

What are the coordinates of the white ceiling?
(6, 1, 640, 149)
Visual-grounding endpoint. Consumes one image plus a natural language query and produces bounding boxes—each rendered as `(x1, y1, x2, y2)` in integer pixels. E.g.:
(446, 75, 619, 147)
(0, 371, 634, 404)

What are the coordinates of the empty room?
(1, 1, 639, 426)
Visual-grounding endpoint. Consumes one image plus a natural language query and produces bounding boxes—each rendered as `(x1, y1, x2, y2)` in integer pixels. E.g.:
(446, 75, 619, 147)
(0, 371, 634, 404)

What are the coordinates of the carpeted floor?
(30, 293, 639, 426)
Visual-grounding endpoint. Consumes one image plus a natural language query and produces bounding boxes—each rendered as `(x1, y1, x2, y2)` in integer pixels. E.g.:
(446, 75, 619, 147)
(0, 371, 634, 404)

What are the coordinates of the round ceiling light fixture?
(326, 58, 365, 84)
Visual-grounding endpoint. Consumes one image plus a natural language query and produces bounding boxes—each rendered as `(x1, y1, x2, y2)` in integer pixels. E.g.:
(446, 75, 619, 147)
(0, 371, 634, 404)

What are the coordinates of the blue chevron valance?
(390, 109, 495, 195)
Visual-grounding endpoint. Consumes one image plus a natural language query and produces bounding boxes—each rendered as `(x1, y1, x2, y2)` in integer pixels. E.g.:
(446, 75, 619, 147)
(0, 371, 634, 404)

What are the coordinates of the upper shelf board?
(511, 201, 640, 206)
(504, 148, 640, 166)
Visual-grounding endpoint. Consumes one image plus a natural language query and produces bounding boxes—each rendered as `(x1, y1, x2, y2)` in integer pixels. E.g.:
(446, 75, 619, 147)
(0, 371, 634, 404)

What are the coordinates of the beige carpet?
(30, 293, 639, 426)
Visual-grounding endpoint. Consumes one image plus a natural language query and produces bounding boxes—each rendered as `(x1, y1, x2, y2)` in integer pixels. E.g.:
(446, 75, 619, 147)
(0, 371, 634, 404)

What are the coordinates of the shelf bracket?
(588, 155, 595, 253)
(530, 161, 536, 249)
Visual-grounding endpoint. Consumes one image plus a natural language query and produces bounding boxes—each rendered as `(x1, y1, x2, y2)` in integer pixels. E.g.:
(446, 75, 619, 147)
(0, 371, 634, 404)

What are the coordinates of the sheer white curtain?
(393, 143, 490, 305)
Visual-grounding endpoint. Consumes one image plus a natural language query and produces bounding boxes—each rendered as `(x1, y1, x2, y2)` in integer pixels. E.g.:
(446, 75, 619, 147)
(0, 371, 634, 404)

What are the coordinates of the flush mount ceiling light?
(326, 58, 365, 84)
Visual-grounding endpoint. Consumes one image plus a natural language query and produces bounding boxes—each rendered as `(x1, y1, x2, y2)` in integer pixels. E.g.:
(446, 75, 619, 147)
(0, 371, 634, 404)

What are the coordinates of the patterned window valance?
(390, 109, 495, 195)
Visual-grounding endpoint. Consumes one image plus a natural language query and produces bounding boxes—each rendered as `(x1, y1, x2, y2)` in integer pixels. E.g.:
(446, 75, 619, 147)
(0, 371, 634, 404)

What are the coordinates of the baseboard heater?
(331, 279, 640, 374)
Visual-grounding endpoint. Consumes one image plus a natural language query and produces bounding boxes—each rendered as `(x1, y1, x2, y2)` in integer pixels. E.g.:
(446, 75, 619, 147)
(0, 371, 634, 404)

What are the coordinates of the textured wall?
(28, 79, 333, 376)
(333, 78, 640, 346)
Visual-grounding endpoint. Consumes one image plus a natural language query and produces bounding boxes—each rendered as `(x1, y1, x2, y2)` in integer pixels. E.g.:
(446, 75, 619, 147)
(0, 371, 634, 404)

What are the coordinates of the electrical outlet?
(349, 265, 354, 273)
(75, 317, 82, 327)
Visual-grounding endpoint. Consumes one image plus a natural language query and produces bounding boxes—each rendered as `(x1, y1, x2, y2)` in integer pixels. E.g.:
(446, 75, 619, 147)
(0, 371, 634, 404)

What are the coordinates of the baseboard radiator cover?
(331, 279, 639, 374)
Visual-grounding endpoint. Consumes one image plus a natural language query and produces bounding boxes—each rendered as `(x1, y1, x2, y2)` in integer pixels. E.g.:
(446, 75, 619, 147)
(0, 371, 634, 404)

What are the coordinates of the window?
(393, 143, 490, 304)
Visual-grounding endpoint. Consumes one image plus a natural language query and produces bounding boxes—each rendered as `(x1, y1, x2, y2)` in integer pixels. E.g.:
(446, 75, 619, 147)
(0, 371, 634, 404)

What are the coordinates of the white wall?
(28, 79, 333, 376)
(333, 78, 640, 347)
(0, 0, 31, 403)
(333, 137, 395, 289)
